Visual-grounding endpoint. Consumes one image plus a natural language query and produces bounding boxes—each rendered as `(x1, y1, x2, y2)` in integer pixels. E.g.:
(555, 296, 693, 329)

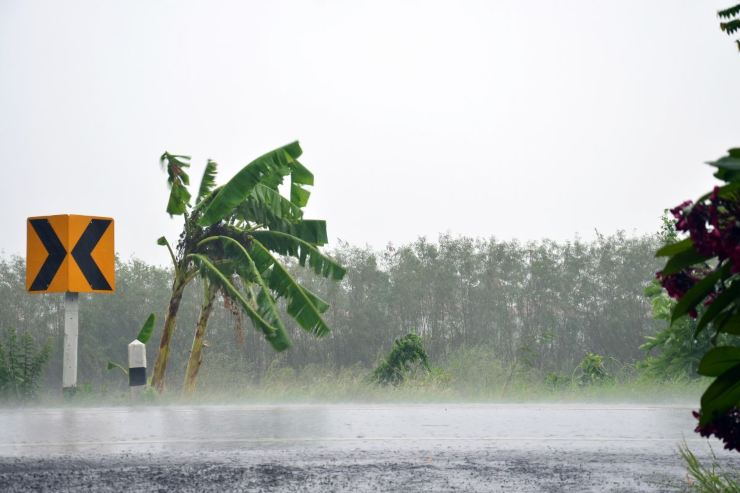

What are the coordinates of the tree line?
(0, 230, 663, 392)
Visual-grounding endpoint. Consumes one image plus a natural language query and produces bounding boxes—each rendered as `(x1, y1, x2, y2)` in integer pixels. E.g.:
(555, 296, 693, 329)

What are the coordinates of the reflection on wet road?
(1, 404, 737, 492)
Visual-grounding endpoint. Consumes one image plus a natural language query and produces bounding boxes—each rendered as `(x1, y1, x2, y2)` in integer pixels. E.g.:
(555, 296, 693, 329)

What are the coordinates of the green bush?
(372, 333, 430, 386)
(544, 372, 570, 390)
(0, 327, 51, 401)
(577, 353, 609, 385)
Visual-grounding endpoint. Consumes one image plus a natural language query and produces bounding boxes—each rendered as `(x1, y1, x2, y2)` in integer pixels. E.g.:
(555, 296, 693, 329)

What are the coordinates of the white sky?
(1, 1, 739, 266)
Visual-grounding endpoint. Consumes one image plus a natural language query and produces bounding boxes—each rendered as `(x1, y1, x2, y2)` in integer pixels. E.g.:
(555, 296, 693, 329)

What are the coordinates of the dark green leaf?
(656, 238, 693, 257)
(161, 152, 192, 215)
(290, 160, 313, 207)
(136, 313, 156, 344)
(713, 168, 740, 183)
(708, 155, 740, 171)
(721, 19, 740, 35)
(235, 184, 303, 229)
(251, 230, 345, 280)
(718, 310, 740, 335)
(188, 253, 290, 351)
(198, 235, 291, 350)
(699, 347, 740, 377)
(700, 364, 740, 425)
(166, 180, 191, 216)
(696, 280, 740, 335)
(250, 239, 333, 336)
(198, 142, 302, 226)
(196, 160, 218, 205)
(276, 220, 329, 246)
(718, 4, 740, 19)
(291, 182, 311, 207)
(290, 160, 314, 186)
(660, 246, 710, 275)
(107, 361, 128, 375)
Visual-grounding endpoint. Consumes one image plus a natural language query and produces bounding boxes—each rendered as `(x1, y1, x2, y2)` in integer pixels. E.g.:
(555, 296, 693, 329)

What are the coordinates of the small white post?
(128, 339, 147, 400)
(62, 292, 79, 394)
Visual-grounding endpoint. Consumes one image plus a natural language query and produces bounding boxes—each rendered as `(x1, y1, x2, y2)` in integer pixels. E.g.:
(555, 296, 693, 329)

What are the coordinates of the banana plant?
(719, 4, 740, 51)
(151, 142, 346, 393)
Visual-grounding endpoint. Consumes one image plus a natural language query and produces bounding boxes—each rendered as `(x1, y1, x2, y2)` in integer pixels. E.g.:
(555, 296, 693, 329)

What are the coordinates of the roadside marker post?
(26, 214, 115, 395)
(62, 292, 79, 390)
(128, 339, 147, 400)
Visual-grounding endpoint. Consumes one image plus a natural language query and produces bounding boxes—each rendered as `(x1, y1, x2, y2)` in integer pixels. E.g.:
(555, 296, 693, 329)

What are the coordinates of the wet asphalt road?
(1, 403, 738, 492)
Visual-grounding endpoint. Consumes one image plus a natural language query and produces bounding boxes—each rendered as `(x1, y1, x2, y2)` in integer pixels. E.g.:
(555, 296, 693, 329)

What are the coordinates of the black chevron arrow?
(71, 219, 112, 291)
(29, 219, 67, 291)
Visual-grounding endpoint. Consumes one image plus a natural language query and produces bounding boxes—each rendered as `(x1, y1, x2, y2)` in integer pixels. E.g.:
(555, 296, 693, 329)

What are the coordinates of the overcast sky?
(1, 1, 739, 266)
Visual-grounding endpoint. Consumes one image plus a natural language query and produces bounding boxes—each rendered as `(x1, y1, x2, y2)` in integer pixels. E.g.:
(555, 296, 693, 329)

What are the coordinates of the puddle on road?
(0, 403, 715, 457)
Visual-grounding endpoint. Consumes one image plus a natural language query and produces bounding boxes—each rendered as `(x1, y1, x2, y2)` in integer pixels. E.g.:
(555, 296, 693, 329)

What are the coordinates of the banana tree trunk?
(151, 275, 187, 393)
(183, 283, 218, 395)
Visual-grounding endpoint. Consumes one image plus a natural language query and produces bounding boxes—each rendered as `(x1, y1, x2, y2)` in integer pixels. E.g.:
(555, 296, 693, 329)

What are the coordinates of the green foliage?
(656, 147, 740, 432)
(372, 333, 431, 386)
(162, 142, 345, 350)
(153, 141, 345, 392)
(0, 327, 50, 400)
(160, 152, 192, 216)
(718, 4, 740, 51)
(106, 361, 128, 376)
(196, 141, 303, 226)
(0, 227, 665, 394)
(576, 353, 609, 385)
(196, 160, 218, 205)
(136, 313, 156, 344)
(680, 442, 740, 492)
(639, 280, 709, 380)
(544, 372, 569, 390)
(190, 252, 291, 351)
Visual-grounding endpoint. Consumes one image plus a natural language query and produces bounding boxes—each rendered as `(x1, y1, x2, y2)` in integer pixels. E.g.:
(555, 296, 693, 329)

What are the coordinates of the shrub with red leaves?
(656, 148, 740, 454)
(694, 408, 740, 452)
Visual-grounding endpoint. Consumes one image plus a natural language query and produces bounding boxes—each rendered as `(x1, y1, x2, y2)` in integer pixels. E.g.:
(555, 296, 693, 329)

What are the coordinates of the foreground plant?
(680, 442, 739, 492)
(656, 148, 740, 451)
(151, 142, 345, 393)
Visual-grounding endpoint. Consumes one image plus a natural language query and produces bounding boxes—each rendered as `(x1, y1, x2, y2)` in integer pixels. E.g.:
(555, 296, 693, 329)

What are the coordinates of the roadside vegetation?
(0, 327, 50, 401)
(0, 229, 679, 401)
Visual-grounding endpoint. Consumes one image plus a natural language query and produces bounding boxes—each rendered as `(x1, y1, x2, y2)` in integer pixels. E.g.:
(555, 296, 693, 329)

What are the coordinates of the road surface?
(0, 403, 737, 491)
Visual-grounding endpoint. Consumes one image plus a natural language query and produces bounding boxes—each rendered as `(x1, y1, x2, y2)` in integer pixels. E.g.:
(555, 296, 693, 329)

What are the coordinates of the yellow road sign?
(26, 214, 115, 293)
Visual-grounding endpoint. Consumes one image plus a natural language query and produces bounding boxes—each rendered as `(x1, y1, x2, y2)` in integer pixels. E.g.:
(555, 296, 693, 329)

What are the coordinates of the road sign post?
(62, 292, 79, 393)
(26, 214, 115, 394)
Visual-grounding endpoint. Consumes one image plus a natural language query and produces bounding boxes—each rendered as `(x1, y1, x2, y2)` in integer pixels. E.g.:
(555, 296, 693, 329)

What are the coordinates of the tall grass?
(36, 345, 703, 405)
(680, 442, 740, 492)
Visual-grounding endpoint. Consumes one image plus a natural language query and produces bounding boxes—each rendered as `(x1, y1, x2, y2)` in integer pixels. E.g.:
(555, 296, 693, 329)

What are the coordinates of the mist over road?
(1, 403, 737, 492)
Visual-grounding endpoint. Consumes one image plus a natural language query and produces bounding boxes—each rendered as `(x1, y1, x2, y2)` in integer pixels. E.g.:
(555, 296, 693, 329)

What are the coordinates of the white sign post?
(62, 292, 79, 394)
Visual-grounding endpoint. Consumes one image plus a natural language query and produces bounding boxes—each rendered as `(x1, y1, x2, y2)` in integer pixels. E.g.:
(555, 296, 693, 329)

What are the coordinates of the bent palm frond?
(250, 239, 333, 337)
(198, 142, 303, 226)
(189, 253, 290, 351)
(160, 152, 192, 216)
(251, 230, 345, 280)
(196, 160, 218, 205)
